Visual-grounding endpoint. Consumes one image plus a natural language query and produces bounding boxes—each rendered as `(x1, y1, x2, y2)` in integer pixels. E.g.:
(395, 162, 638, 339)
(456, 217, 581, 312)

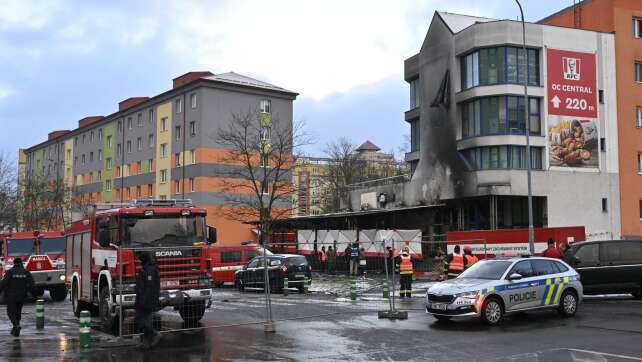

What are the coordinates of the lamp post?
(260, 111, 275, 333)
(514, 0, 535, 254)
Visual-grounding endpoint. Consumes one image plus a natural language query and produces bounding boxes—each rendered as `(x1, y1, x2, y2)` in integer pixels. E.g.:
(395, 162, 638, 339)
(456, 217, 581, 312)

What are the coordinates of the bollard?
(304, 278, 310, 294)
(283, 278, 289, 296)
(35, 299, 44, 330)
(79, 310, 91, 348)
(350, 279, 357, 301)
(382, 280, 389, 299)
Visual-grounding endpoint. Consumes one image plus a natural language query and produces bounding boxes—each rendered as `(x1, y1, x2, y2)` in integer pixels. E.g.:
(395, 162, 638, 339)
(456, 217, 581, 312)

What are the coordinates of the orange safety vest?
(449, 252, 465, 271)
(320, 251, 328, 262)
(464, 254, 478, 268)
(399, 254, 413, 275)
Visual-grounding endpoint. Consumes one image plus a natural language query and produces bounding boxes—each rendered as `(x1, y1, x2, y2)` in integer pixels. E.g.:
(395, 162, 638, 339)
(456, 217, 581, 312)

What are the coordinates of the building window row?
(461, 46, 539, 90)
(460, 145, 544, 171)
(409, 78, 419, 110)
(410, 119, 420, 152)
(462, 96, 540, 138)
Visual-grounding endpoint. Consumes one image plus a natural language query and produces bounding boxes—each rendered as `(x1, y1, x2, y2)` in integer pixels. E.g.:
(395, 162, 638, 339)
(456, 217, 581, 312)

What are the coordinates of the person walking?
(542, 239, 564, 259)
(445, 245, 466, 279)
(349, 243, 360, 276)
(395, 246, 414, 298)
(463, 247, 478, 269)
(319, 246, 328, 273)
(327, 245, 336, 274)
(343, 244, 352, 275)
(135, 252, 162, 349)
(386, 246, 394, 275)
(0, 258, 37, 337)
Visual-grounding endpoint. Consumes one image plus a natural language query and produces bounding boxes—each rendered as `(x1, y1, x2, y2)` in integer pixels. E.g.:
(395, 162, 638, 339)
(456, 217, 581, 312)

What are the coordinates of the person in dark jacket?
(135, 252, 161, 348)
(0, 258, 37, 337)
(343, 244, 352, 275)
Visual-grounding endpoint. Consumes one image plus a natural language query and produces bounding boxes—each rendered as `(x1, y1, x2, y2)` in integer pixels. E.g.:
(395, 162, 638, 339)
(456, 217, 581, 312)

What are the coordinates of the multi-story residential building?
(347, 11, 621, 240)
(292, 156, 331, 216)
(19, 71, 297, 245)
(540, 0, 642, 238)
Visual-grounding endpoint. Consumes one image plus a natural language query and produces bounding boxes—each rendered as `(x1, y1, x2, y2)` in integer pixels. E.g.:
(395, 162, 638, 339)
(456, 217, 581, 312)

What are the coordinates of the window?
(175, 153, 181, 167)
(598, 90, 604, 104)
(116, 166, 121, 177)
(127, 117, 132, 130)
(98, 128, 103, 141)
(409, 78, 419, 109)
(575, 244, 600, 264)
(74, 137, 78, 146)
(176, 98, 183, 113)
(74, 156, 78, 166)
(190, 93, 197, 109)
(107, 135, 112, 148)
(461, 146, 544, 171)
(136, 186, 141, 198)
(137, 113, 142, 127)
(159, 195, 167, 200)
(160, 169, 167, 183)
(136, 161, 141, 175)
(190, 178, 195, 192)
(148, 134, 154, 148)
(603, 241, 642, 264)
(82, 154, 86, 165)
(82, 134, 86, 144)
(137, 137, 142, 151)
(161, 117, 168, 131)
(190, 150, 195, 164)
(148, 184, 153, 196)
(462, 46, 538, 90)
(117, 144, 122, 158)
(149, 109, 154, 123)
(221, 251, 242, 263)
(98, 149, 102, 161)
(602, 198, 608, 213)
(634, 18, 642, 38)
(161, 143, 168, 158)
(66, 149, 71, 160)
(600, 137, 606, 152)
(531, 260, 556, 276)
(637, 107, 642, 128)
(410, 119, 420, 152)
(175, 180, 181, 194)
(117, 120, 123, 133)
(189, 121, 196, 136)
(638, 153, 642, 174)
(124, 164, 130, 177)
(105, 179, 112, 191)
(175, 126, 181, 140)
(90, 131, 94, 143)
(126, 140, 132, 153)
(97, 170, 102, 181)
(260, 99, 271, 113)
(148, 159, 154, 172)
(636, 62, 642, 83)
(462, 96, 540, 138)
(508, 260, 534, 278)
(89, 152, 94, 162)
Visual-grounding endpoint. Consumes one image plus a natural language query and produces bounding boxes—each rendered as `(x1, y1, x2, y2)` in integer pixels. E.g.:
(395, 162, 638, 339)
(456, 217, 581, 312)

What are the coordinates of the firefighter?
(135, 252, 162, 348)
(463, 247, 478, 269)
(445, 245, 466, 279)
(0, 258, 37, 337)
(396, 246, 414, 298)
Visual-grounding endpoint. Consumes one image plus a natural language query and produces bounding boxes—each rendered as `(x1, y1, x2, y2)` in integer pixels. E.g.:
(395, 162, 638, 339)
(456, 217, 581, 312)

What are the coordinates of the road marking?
(564, 348, 642, 361)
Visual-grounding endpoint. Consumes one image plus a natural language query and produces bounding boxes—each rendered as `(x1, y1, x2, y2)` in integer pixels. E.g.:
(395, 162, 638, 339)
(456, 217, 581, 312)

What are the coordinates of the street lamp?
(514, 0, 535, 254)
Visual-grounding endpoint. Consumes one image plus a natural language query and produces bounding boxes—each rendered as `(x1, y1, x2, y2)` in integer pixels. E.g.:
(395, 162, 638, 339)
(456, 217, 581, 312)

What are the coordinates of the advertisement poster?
(546, 48, 599, 169)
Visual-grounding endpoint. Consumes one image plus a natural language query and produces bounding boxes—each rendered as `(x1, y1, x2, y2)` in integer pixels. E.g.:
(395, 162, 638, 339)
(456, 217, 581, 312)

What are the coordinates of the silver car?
(426, 257, 583, 325)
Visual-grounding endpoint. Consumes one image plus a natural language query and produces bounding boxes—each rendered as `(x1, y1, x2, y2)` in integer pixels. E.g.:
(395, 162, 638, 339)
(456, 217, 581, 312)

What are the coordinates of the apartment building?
(19, 71, 297, 244)
(540, 0, 642, 238)
(348, 11, 621, 240)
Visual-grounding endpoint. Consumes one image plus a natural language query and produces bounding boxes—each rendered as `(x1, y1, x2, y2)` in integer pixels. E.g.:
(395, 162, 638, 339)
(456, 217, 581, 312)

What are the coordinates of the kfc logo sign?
(563, 57, 581, 81)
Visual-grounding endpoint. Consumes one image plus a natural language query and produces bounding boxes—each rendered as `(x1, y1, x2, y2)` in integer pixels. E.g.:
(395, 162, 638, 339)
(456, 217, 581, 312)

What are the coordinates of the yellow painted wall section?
(155, 102, 171, 198)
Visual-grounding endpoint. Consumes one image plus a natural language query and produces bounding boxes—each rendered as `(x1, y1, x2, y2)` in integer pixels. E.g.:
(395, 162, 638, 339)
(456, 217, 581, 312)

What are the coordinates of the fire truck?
(0, 231, 68, 302)
(65, 199, 217, 332)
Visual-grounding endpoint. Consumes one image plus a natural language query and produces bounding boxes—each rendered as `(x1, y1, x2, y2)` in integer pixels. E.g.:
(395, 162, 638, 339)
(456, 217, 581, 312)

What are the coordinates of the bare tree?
(17, 171, 67, 231)
(323, 138, 363, 212)
(0, 152, 17, 230)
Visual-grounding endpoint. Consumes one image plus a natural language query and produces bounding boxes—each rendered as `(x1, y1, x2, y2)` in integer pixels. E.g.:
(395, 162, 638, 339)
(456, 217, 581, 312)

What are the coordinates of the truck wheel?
(558, 290, 578, 317)
(179, 301, 206, 326)
(481, 297, 503, 326)
(50, 285, 68, 302)
(99, 287, 118, 334)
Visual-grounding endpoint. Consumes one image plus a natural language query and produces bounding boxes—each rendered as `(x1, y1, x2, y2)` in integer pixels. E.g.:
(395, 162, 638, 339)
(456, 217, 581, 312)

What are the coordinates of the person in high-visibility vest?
(463, 247, 478, 269)
(445, 245, 467, 279)
(395, 246, 414, 298)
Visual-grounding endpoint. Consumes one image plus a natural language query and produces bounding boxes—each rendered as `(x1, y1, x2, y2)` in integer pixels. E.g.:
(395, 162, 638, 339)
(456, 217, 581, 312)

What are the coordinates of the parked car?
(564, 239, 642, 298)
(209, 243, 272, 287)
(234, 254, 311, 293)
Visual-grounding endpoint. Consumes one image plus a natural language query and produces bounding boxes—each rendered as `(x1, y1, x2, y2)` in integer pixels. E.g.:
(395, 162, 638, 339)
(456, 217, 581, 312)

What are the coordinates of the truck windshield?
(121, 214, 206, 247)
(458, 260, 512, 280)
(7, 239, 36, 257)
(40, 237, 66, 254)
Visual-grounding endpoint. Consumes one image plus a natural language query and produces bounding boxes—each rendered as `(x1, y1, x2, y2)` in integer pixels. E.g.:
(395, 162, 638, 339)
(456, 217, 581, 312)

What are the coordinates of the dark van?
(564, 240, 642, 298)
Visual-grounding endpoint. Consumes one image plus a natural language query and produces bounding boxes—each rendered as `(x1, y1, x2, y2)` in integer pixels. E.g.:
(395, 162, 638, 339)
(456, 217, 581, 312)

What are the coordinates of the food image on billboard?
(548, 117, 598, 168)
(546, 48, 599, 170)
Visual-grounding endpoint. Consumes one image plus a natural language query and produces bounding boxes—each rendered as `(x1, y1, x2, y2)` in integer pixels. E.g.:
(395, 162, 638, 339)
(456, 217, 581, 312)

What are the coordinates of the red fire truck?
(65, 199, 217, 332)
(0, 231, 68, 301)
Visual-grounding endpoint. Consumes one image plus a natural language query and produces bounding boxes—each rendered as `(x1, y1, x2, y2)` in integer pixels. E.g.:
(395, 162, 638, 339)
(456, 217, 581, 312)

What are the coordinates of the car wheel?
(558, 289, 578, 317)
(99, 287, 118, 334)
(481, 297, 503, 326)
(433, 315, 452, 322)
(179, 301, 206, 326)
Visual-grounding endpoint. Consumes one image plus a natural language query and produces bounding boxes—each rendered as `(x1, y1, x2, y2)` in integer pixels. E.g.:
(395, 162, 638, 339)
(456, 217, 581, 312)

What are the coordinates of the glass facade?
(461, 145, 543, 170)
(410, 120, 420, 152)
(409, 78, 420, 109)
(461, 96, 540, 138)
(461, 46, 539, 90)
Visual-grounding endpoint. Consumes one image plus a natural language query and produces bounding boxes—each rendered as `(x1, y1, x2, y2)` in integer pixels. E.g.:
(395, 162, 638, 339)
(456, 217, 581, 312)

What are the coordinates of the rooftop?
(203, 72, 296, 94)
(356, 140, 381, 152)
(437, 11, 498, 34)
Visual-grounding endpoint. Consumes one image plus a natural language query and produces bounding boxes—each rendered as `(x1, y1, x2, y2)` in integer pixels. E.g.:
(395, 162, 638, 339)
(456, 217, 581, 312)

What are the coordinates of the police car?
(426, 256, 582, 325)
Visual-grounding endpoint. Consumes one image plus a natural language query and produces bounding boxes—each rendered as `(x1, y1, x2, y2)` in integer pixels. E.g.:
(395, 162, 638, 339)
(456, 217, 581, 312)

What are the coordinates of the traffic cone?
(79, 310, 91, 348)
(35, 299, 44, 330)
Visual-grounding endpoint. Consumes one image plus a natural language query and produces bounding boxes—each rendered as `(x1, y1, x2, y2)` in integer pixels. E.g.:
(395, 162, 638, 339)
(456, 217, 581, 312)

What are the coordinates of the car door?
(245, 258, 260, 286)
(569, 243, 601, 294)
(600, 241, 642, 293)
(531, 259, 561, 307)
(503, 260, 539, 311)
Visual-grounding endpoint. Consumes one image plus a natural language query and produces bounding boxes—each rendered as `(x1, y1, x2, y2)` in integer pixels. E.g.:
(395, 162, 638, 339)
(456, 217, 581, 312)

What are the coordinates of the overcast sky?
(0, 0, 568, 162)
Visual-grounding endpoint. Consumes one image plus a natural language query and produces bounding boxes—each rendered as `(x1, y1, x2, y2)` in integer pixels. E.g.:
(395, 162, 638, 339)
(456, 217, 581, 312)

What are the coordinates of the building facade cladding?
(390, 12, 621, 239)
(540, 0, 642, 238)
(20, 73, 297, 245)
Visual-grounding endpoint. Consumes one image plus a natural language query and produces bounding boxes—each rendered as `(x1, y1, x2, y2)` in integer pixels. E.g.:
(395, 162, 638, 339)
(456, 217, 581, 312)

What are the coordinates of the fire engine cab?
(0, 231, 67, 301)
(65, 199, 217, 332)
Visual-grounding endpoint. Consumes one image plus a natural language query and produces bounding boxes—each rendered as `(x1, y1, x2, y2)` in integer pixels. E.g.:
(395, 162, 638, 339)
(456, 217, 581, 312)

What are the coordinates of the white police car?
(426, 257, 582, 325)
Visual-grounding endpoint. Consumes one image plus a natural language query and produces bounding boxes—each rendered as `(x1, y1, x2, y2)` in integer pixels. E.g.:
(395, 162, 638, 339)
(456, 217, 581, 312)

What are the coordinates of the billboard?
(546, 48, 599, 169)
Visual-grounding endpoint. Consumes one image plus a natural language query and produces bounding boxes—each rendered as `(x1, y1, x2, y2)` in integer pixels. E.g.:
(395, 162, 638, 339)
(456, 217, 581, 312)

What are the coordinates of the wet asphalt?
(0, 290, 641, 361)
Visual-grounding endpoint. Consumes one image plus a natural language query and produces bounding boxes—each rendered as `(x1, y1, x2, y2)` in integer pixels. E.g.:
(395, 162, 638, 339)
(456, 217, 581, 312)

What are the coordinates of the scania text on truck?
(64, 199, 217, 332)
(0, 231, 67, 301)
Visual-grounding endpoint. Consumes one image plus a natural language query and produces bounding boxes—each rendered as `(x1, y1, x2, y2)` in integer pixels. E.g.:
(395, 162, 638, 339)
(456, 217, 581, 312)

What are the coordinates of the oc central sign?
(546, 48, 597, 118)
